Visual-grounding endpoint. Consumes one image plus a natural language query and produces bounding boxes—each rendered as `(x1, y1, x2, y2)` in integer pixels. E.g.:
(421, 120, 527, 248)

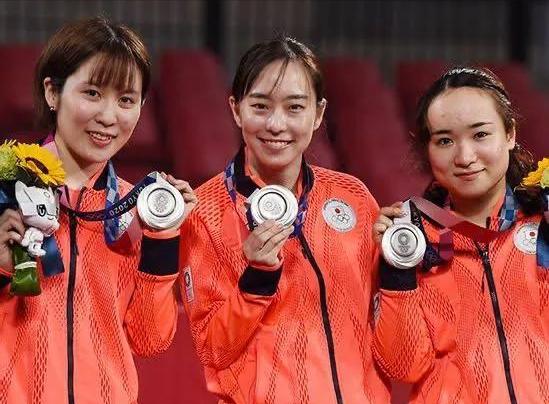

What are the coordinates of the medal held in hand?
(247, 185, 298, 228)
(381, 200, 426, 269)
(137, 173, 185, 230)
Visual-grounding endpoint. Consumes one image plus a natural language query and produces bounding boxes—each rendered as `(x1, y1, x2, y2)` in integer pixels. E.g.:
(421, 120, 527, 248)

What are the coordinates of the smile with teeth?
(260, 139, 292, 148)
(88, 131, 115, 142)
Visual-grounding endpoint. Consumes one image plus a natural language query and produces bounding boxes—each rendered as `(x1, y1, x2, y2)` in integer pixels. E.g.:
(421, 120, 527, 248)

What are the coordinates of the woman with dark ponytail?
(372, 67, 548, 403)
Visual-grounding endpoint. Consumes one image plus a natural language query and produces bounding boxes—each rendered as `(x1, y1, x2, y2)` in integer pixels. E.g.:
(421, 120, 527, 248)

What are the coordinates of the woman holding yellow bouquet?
(0, 17, 196, 403)
(372, 67, 548, 403)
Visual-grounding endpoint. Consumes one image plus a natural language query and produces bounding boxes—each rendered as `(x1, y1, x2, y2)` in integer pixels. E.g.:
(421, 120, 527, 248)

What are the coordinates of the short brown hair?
(34, 16, 151, 131)
(231, 36, 324, 104)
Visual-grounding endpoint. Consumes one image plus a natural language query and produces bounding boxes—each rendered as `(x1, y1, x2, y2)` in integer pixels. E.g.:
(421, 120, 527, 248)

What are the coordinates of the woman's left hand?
(161, 172, 198, 224)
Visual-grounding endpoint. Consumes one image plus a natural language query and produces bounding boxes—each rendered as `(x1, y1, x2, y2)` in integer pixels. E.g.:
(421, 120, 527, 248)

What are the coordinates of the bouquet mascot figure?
(0, 140, 65, 296)
(16, 182, 60, 257)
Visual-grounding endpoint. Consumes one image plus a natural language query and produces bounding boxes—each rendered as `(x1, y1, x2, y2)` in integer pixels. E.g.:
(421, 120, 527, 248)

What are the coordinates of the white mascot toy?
(15, 181, 60, 257)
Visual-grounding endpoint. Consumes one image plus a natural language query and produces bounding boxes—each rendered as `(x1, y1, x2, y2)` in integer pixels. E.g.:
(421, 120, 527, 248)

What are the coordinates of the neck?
(249, 154, 302, 192)
(55, 136, 103, 190)
(451, 177, 506, 228)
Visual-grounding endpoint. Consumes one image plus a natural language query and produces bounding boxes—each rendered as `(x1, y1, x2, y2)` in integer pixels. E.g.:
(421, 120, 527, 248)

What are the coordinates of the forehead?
(67, 53, 143, 92)
(249, 59, 312, 97)
(427, 87, 501, 129)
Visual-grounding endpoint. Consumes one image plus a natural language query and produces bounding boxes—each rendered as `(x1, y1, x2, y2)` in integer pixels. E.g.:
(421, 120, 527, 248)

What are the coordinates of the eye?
(435, 137, 453, 146)
(84, 89, 100, 98)
(120, 96, 137, 106)
(289, 104, 305, 112)
(37, 204, 47, 217)
(251, 103, 268, 111)
(474, 131, 489, 139)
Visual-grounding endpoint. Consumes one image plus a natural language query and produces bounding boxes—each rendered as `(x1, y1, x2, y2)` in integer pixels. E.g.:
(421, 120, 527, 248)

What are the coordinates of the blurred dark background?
(0, 1, 547, 403)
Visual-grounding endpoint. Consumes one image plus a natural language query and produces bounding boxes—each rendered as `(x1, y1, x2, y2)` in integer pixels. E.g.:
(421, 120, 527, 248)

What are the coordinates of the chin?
(80, 148, 117, 166)
(448, 183, 494, 201)
(261, 154, 298, 170)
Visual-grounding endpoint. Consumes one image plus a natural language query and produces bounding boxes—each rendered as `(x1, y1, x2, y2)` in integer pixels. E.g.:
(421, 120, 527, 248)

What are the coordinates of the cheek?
(68, 102, 97, 123)
(478, 140, 508, 166)
(290, 114, 313, 132)
(118, 109, 141, 136)
(427, 145, 450, 174)
(240, 112, 264, 137)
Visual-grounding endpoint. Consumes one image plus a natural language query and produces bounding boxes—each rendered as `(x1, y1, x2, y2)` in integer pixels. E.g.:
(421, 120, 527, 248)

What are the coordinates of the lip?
(258, 138, 293, 150)
(87, 130, 116, 147)
(454, 169, 484, 181)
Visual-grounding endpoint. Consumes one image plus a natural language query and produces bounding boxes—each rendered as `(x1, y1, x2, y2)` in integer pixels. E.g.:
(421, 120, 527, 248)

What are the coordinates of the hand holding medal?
(137, 172, 197, 231)
(242, 185, 297, 268)
(379, 200, 426, 269)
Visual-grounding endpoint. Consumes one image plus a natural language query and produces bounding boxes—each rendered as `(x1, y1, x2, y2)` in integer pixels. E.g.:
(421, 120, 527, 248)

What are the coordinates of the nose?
(454, 141, 477, 167)
(95, 99, 117, 127)
(265, 108, 287, 134)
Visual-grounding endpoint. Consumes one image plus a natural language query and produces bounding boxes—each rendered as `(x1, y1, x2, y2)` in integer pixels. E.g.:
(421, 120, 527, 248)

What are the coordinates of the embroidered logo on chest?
(513, 222, 538, 255)
(322, 198, 356, 232)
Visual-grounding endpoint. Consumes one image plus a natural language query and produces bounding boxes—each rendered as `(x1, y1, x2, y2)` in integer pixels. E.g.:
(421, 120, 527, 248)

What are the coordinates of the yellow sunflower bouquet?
(522, 157, 549, 190)
(0, 140, 65, 296)
(521, 157, 549, 224)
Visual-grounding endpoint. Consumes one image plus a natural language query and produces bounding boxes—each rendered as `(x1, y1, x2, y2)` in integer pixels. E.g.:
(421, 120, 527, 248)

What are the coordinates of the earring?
(49, 105, 55, 112)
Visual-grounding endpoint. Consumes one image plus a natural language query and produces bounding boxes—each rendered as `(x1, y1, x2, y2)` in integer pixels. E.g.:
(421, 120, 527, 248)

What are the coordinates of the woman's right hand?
(372, 202, 405, 245)
(243, 220, 294, 269)
(0, 209, 25, 273)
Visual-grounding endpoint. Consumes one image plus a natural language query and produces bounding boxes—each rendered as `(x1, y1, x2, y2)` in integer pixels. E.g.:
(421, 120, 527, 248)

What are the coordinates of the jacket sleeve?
(373, 261, 435, 383)
(179, 213, 280, 370)
(124, 231, 179, 357)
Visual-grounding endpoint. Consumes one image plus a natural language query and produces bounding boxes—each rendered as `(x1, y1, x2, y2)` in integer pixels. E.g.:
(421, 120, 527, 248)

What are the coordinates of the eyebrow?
(431, 121, 494, 135)
(248, 92, 309, 101)
(84, 81, 139, 94)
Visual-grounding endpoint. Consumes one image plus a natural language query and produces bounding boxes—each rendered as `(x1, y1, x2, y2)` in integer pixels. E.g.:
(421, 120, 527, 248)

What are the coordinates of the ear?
(507, 118, 516, 150)
(229, 96, 242, 128)
(15, 181, 26, 198)
(43, 77, 59, 111)
(313, 98, 327, 131)
(15, 181, 33, 215)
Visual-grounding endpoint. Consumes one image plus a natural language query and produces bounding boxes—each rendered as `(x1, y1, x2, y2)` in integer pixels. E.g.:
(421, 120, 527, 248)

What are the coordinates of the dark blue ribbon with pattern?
(222, 156, 312, 238)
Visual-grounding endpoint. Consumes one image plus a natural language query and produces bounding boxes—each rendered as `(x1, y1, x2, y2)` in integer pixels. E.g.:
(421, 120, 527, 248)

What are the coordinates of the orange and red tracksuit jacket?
(179, 150, 390, 404)
(373, 196, 549, 403)
(0, 168, 180, 404)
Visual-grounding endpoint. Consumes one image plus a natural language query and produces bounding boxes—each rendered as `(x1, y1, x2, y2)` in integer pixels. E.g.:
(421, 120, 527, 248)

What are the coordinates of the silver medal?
(137, 173, 185, 230)
(248, 185, 298, 227)
(381, 200, 426, 269)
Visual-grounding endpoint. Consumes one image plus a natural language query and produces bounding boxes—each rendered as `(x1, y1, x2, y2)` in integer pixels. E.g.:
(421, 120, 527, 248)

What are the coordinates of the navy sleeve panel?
(139, 235, 180, 276)
(379, 259, 418, 291)
(238, 265, 282, 296)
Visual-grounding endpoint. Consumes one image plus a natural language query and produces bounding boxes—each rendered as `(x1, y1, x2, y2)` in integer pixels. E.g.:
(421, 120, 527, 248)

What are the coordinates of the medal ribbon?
(415, 185, 547, 269)
(222, 150, 312, 237)
(36, 135, 162, 275)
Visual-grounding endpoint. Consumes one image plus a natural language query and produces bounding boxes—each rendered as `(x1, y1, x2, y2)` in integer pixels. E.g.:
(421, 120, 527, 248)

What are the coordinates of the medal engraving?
(382, 200, 426, 269)
(137, 175, 185, 230)
(248, 185, 298, 227)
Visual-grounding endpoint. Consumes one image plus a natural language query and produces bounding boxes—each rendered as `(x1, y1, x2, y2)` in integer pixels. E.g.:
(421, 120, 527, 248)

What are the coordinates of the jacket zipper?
(475, 243, 517, 404)
(298, 233, 344, 404)
(66, 187, 85, 404)
(67, 211, 78, 404)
